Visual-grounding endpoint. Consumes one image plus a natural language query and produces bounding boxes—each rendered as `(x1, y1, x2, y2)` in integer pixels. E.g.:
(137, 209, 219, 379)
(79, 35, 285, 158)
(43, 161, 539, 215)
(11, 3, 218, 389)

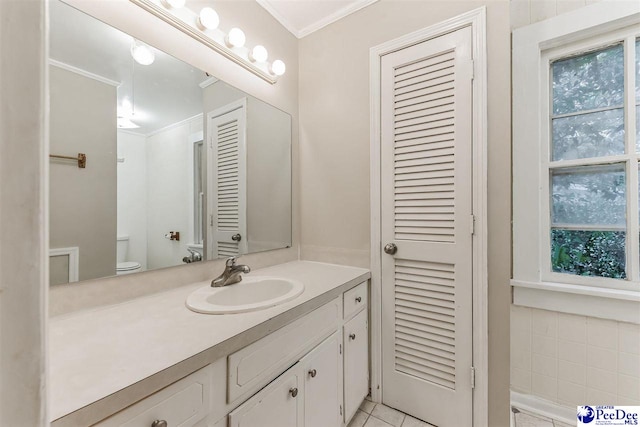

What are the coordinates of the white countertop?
(49, 261, 369, 422)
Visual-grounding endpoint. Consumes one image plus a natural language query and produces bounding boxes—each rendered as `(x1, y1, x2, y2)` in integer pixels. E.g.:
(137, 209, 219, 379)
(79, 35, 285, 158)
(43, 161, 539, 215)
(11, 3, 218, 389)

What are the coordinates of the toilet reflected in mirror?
(116, 236, 142, 275)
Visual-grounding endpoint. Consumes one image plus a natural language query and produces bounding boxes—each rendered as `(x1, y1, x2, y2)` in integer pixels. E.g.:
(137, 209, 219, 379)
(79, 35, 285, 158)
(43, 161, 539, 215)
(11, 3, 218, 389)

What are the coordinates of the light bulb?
(225, 28, 246, 48)
(165, 0, 185, 8)
(198, 7, 219, 30)
(131, 41, 155, 65)
(270, 59, 286, 76)
(250, 45, 268, 62)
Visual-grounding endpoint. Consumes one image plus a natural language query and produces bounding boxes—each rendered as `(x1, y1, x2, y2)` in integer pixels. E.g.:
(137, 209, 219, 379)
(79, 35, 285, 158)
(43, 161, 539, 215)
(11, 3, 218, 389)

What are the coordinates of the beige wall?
(0, 0, 48, 424)
(49, 65, 117, 282)
(298, 1, 512, 425)
(50, 0, 300, 315)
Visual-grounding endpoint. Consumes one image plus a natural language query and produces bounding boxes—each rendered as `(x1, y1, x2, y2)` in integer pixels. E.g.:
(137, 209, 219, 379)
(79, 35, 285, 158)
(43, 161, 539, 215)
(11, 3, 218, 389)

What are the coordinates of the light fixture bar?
(130, 0, 279, 84)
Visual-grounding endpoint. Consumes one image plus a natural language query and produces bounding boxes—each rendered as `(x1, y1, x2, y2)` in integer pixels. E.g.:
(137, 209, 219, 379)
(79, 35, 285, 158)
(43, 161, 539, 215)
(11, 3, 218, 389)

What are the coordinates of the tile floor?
(511, 407, 573, 427)
(347, 396, 436, 427)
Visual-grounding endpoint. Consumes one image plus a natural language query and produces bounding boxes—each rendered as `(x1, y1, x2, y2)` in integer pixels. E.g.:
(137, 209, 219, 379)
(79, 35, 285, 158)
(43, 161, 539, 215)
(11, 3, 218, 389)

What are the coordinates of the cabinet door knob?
(289, 387, 298, 398)
(349, 333, 356, 340)
(151, 421, 168, 427)
(355, 296, 362, 303)
(231, 233, 242, 242)
(308, 369, 317, 378)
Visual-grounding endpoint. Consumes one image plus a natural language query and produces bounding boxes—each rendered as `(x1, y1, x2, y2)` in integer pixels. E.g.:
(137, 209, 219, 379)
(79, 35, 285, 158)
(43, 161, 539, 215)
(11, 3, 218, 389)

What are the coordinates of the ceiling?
(49, 0, 209, 136)
(256, 0, 379, 38)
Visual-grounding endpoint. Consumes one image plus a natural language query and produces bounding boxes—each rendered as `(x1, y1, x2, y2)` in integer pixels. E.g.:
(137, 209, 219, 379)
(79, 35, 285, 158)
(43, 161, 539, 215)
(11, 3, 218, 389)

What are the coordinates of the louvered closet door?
(380, 26, 473, 427)
(208, 104, 248, 258)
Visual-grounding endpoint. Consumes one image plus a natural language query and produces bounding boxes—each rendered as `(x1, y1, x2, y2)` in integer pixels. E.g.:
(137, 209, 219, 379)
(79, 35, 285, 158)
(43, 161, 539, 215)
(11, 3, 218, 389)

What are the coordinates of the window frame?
(512, 2, 640, 323)
(540, 29, 639, 291)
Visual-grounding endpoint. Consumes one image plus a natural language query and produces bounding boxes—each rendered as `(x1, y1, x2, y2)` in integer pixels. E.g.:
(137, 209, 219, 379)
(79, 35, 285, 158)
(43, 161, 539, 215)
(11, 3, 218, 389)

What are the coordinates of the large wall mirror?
(48, 0, 292, 285)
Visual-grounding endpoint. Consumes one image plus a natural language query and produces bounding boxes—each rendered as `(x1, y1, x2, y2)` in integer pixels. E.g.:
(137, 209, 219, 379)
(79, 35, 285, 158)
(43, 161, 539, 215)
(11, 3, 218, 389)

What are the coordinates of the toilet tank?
(116, 235, 129, 263)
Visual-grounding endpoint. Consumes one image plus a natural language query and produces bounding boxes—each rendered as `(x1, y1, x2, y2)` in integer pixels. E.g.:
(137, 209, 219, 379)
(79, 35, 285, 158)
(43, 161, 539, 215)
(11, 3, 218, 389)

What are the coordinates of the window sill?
(511, 279, 640, 324)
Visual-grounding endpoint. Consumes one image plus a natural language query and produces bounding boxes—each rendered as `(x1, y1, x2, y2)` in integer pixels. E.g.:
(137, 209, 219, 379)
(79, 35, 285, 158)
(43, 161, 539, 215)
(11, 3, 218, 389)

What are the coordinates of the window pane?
(552, 44, 624, 115)
(552, 108, 625, 160)
(551, 230, 626, 278)
(551, 166, 626, 226)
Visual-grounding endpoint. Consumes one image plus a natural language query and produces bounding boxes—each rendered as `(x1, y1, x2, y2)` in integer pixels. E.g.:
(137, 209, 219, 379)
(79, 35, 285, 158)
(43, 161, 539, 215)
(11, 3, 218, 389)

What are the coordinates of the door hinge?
(339, 344, 342, 355)
(470, 366, 476, 389)
(210, 214, 214, 226)
(470, 214, 475, 235)
(470, 59, 475, 80)
(340, 405, 343, 416)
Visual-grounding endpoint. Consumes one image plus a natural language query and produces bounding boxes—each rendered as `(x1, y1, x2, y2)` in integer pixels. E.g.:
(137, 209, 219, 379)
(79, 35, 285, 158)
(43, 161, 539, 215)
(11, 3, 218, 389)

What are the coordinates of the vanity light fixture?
(131, 40, 155, 65)
(270, 59, 286, 76)
(249, 45, 268, 63)
(130, 0, 285, 84)
(198, 7, 219, 30)
(225, 28, 246, 48)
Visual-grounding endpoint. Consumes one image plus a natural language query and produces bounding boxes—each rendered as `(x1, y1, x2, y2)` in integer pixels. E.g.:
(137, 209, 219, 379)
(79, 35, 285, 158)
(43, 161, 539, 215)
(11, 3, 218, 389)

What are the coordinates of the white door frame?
(369, 7, 488, 426)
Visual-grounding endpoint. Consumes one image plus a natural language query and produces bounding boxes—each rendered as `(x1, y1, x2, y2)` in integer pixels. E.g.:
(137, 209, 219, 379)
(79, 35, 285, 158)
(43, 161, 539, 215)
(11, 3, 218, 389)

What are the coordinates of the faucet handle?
(226, 255, 240, 267)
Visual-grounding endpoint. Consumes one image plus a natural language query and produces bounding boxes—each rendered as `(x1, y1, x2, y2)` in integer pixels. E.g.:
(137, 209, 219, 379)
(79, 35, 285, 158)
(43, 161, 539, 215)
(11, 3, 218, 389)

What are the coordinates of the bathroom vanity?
(50, 261, 370, 427)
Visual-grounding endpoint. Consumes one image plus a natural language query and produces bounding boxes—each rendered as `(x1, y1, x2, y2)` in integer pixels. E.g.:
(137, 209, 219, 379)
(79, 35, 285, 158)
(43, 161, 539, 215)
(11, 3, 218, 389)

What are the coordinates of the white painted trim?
(48, 58, 121, 87)
(369, 7, 488, 426)
(511, 391, 575, 426)
(256, 0, 379, 39)
(512, 280, 640, 324)
(198, 76, 218, 89)
(145, 113, 203, 138)
(49, 246, 79, 283)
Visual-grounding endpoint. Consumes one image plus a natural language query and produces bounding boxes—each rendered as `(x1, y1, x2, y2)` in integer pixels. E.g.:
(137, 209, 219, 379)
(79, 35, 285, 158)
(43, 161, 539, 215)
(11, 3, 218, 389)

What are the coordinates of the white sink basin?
(186, 276, 305, 314)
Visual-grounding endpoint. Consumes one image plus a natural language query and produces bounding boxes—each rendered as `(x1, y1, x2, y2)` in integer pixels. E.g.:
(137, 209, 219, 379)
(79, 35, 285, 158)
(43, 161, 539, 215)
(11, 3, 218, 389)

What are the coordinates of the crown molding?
(256, 0, 379, 39)
(48, 58, 121, 87)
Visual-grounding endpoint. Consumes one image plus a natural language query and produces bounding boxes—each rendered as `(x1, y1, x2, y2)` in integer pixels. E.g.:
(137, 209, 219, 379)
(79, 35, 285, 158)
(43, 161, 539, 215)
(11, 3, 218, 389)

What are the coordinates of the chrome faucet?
(182, 248, 202, 264)
(211, 256, 250, 287)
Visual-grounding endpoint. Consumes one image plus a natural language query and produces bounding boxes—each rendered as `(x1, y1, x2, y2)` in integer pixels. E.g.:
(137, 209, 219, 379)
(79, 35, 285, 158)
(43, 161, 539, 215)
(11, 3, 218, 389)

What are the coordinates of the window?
(542, 34, 639, 288)
(512, 3, 640, 322)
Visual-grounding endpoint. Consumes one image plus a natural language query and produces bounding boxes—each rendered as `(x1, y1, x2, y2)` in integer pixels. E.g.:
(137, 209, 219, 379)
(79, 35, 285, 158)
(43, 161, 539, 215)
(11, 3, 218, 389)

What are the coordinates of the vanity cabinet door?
(343, 309, 369, 423)
(228, 367, 302, 427)
(301, 332, 342, 427)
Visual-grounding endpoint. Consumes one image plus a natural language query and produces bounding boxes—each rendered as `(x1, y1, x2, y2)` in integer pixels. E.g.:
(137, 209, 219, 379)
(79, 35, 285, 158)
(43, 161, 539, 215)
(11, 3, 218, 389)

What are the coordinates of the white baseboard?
(511, 390, 575, 425)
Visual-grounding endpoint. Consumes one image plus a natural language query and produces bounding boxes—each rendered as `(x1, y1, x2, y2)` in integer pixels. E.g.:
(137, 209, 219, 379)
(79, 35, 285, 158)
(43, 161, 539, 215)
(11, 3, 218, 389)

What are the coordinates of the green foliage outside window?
(551, 230, 626, 278)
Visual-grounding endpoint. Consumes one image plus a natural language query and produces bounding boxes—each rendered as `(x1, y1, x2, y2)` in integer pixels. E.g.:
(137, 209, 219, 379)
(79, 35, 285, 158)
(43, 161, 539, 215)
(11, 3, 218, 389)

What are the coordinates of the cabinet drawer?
(96, 366, 210, 427)
(343, 281, 367, 320)
(228, 296, 341, 403)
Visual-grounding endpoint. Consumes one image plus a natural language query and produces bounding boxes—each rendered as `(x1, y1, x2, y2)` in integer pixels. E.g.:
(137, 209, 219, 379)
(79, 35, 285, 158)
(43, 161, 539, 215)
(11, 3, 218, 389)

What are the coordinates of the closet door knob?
(355, 296, 362, 303)
(289, 387, 298, 397)
(231, 233, 242, 242)
(349, 333, 356, 340)
(151, 421, 168, 427)
(384, 243, 397, 255)
(309, 369, 317, 378)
